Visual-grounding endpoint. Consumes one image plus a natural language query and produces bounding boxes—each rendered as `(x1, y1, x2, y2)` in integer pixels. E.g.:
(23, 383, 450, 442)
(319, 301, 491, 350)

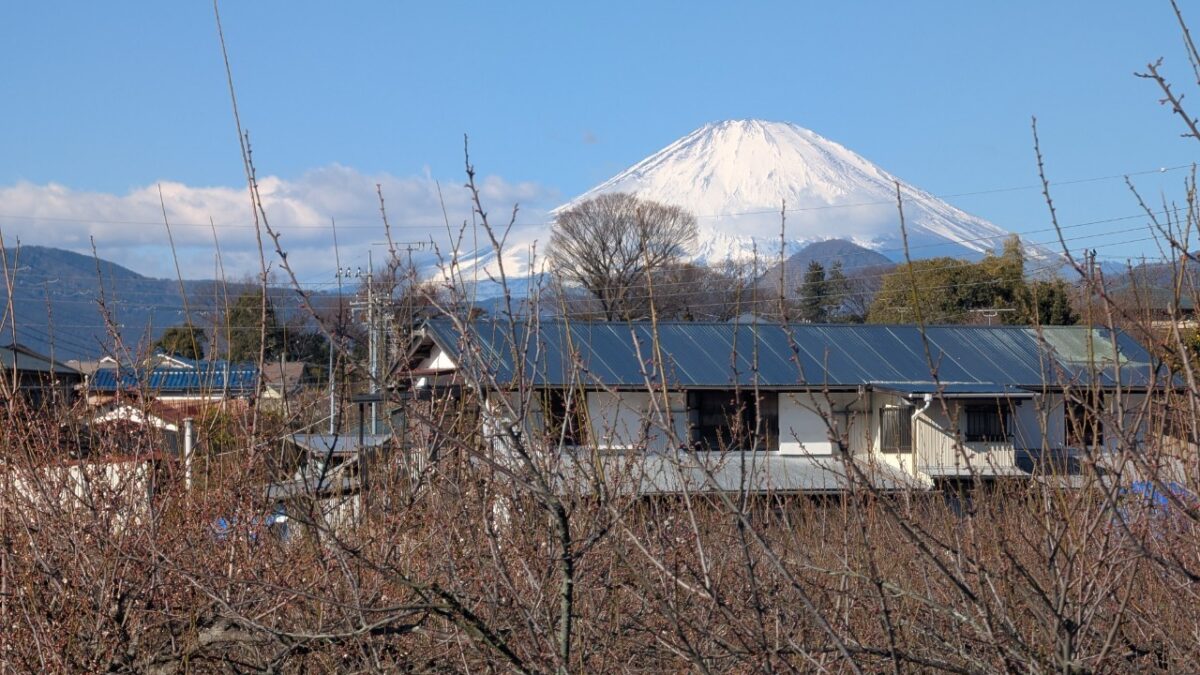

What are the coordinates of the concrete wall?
(778, 392, 869, 456)
(587, 391, 688, 452)
(1105, 392, 1148, 451)
(1011, 394, 1059, 450)
(1010, 392, 1149, 452)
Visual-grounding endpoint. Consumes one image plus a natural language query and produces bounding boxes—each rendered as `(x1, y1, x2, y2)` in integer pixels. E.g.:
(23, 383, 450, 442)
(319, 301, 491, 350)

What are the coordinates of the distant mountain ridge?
(0, 246, 321, 360)
(0, 246, 206, 360)
(3, 245, 146, 282)
(766, 238, 894, 274)
(759, 239, 894, 299)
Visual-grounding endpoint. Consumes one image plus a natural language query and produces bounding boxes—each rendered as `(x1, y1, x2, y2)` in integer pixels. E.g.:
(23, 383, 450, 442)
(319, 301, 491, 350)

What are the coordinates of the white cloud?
(0, 165, 558, 280)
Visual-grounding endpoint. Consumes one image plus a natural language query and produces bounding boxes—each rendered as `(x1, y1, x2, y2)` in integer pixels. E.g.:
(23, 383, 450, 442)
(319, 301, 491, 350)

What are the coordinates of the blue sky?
(1, 2, 1197, 278)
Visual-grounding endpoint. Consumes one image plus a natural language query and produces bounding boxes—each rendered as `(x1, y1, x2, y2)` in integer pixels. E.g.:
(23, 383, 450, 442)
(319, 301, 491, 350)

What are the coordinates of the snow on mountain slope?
(556, 119, 1048, 265)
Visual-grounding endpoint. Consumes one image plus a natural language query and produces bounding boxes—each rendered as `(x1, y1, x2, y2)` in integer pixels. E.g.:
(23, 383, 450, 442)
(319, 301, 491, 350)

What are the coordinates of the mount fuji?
(553, 119, 1048, 267)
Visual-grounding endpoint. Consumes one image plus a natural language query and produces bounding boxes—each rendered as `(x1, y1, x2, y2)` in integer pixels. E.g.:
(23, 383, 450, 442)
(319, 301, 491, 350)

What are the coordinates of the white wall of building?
(1011, 394, 1059, 450)
(868, 393, 915, 473)
(778, 392, 868, 456)
(4, 459, 155, 530)
(587, 391, 688, 452)
(1010, 392, 1149, 452)
(421, 345, 456, 371)
(1105, 392, 1149, 451)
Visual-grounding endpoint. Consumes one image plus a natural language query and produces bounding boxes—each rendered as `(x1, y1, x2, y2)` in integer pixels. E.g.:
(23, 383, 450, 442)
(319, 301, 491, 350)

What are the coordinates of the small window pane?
(880, 408, 911, 453)
(965, 407, 1008, 442)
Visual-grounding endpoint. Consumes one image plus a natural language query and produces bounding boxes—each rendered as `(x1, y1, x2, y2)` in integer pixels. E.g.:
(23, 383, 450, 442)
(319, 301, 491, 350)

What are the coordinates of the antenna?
(969, 308, 1016, 326)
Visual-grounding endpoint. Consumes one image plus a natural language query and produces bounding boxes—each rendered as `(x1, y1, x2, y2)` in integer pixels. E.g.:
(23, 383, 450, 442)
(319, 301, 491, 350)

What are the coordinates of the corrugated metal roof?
(422, 320, 1164, 391)
(89, 362, 258, 394)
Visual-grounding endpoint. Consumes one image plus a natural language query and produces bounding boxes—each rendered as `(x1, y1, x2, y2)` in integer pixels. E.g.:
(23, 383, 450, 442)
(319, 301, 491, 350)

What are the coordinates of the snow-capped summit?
(557, 119, 1040, 265)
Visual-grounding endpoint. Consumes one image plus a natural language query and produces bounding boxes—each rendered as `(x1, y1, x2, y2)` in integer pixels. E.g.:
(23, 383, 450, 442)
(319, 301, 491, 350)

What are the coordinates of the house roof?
(88, 362, 258, 395)
(262, 361, 308, 390)
(0, 343, 81, 377)
(420, 319, 1166, 392)
(89, 400, 227, 431)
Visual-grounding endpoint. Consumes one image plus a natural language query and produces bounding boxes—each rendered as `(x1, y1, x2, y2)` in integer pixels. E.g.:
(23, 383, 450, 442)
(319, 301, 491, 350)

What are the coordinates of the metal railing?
(914, 417, 1016, 475)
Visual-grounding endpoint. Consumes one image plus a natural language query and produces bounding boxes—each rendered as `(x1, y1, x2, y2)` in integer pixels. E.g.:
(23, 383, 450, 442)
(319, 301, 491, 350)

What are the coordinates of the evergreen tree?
(799, 261, 828, 323)
(866, 236, 1079, 326)
(1025, 279, 1078, 325)
(867, 257, 994, 323)
(154, 323, 205, 360)
(825, 260, 849, 321)
(225, 289, 284, 363)
(978, 235, 1027, 323)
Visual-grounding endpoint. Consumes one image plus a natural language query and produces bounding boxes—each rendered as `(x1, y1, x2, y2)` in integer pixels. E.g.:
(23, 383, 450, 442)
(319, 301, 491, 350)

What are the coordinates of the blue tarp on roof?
(421, 320, 1165, 391)
(89, 362, 258, 394)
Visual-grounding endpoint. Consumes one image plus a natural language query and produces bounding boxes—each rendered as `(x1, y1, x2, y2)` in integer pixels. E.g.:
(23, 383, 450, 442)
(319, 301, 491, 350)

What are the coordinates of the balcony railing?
(914, 417, 1018, 477)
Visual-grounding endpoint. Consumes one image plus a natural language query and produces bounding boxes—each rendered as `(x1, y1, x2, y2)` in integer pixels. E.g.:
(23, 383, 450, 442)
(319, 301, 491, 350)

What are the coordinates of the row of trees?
(153, 289, 332, 366)
(866, 236, 1078, 325)
(144, 198, 1089, 365)
(797, 259, 854, 322)
(548, 194, 1080, 326)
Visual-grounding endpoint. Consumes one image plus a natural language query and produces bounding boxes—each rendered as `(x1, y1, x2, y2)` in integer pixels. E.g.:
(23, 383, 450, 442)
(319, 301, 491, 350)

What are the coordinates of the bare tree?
(548, 193, 697, 320)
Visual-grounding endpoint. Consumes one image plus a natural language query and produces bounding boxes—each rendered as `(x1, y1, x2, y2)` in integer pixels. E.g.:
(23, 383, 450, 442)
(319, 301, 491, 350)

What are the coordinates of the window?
(689, 390, 778, 451)
(1066, 392, 1104, 447)
(964, 405, 1009, 442)
(538, 389, 586, 446)
(1158, 396, 1196, 443)
(880, 407, 912, 453)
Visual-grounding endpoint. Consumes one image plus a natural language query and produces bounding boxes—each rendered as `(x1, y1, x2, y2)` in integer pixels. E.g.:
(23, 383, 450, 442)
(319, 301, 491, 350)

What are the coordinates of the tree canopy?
(548, 193, 697, 320)
(797, 260, 852, 323)
(154, 323, 206, 361)
(224, 289, 285, 363)
(867, 236, 1077, 325)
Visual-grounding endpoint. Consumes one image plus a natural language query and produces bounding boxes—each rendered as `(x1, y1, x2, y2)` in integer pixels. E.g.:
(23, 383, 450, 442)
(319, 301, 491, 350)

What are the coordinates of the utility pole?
(340, 242, 429, 437)
(340, 260, 378, 436)
(328, 337, 335, 434)
(333, 265, 361, 435)
(368, 250, 377, 435)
